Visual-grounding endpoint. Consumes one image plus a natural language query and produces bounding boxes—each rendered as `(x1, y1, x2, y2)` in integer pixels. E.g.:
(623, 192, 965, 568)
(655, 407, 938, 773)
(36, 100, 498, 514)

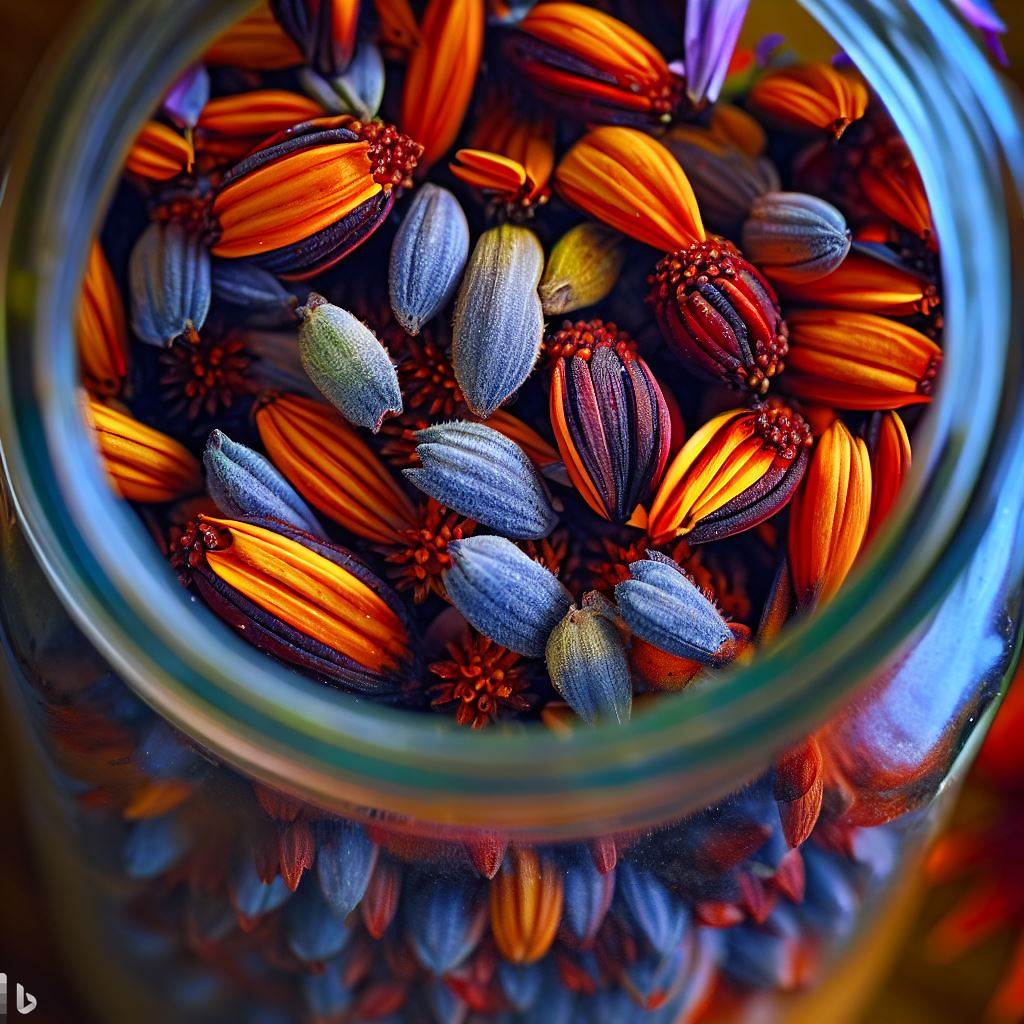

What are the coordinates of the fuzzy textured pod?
(615, 552, 740, 664)
(547, 319, 671, 524)
(784, 310, 941, 410)
(404, 877, 487, 975)
(316, 821, 378, 917)
(406, 421, 557, 540)
(556, 127, 705, 252)
(203, 429, 324, 537)
(78, 240, 129, 397)
(125, 122, 194, 180)
(211, 260, 297, 325)
(443, 535, 572, 657)
(255, 392, 417, 544)
(171, 515, 413, 694)
(788, 419, 872, 609)
(741, 192, 852, 285)
(562, 856, 615, 946)
(128, 221, 211, 347)
(211, 115, 421, 280)
(490, 848, 564, 964)
(749, 63, 869, 139)
(866, 411, 911, 541)
(298, 294, 402, 431)
(538, 222, 625, 317)
(505, 3, 682, 126)
(452, 224, 544, 417)
(644, 401, 812, 543)
(649, 237, 788, 393)
(545, 591, 632, 724)
(87, 397, 201, 503)
(270, 0, 360, 77)
(664, 126, 780, 236)
(400, 0, 485, 171)
(389, 184, 470, 335)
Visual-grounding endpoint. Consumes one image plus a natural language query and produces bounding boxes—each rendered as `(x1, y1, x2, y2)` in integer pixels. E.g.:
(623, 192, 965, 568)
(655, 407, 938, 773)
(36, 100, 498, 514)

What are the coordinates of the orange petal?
(866, 411, 911, 541)
(78, 240, 129, 397)
(750, 64, 868, 139)
(125, 122, 194, 181)
(205, 6, 304, 70)
(490, 847, 564, 964)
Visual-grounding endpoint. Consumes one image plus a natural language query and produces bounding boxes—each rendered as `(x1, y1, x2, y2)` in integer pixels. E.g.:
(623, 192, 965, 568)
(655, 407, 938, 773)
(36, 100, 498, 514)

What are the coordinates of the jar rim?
(1, 0, 1022, 837)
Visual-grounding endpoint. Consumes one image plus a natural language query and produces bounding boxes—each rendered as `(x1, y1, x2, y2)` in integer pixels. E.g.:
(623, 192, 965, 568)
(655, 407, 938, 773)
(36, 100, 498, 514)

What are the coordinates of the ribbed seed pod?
(203, 429, 323, 537)
(389, 184, 470, 336)
(556, 127, 705, 252)
(490, 848, 564, 964)
(404, 877, 487, 975)
(505, 3, 682, 126)
(749, 63, 869, 139)
(211, 115, 422, 280)
(400, 0, 485, 171)
(270, 0, 361, 77)
(286, 883, 351, 962)
(316, 821, 378, 918)
(78, 240, 129, 397)
(297, 293, 402, 431)
(452, 224, 544, 417)
(299, 41, 387, 122)
(545, 592, 632, 724)
(255, 393, 417, 544)
(866, 411, 911, 541)
(211, 260, 297, 324)
(665, 126, 780, 236)
(128, 221, 211, 347)
(644, 401, 812, 543)
(443, 535, 573, 657)
(547, 319, 671, 524)
(406, 421, 557, 539)
(788, 419, 872, 609)
(563, 856, 615, 946)
(87, 397, 201, 503)
(538, 222, 625, 317)
(614, 552, 740, 664)
(648, 237, 788, 394)
(741, 192, 852, 285)
(125, 122, 194, 180)
(171, 515, 413, 693)
(784, 310, 941, 410)
(614, 863, 689, 956)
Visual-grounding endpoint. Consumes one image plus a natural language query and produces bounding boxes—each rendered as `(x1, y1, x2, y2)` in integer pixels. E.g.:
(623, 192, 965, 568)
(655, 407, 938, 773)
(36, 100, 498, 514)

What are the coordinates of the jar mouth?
(1, 0, 1021, 837)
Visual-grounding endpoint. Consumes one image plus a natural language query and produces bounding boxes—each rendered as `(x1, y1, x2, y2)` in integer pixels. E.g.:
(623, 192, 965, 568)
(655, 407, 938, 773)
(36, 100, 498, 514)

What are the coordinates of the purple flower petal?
(684, 0, 751, 106)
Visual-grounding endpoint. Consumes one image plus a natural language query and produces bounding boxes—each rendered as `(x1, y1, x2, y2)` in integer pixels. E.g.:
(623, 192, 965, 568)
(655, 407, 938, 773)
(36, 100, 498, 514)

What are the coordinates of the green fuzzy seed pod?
(539, 222, 625, 317)
(297, 293, 402, 432)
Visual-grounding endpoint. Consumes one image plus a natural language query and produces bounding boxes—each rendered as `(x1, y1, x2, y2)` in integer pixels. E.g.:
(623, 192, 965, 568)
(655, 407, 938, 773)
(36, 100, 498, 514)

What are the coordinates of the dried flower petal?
(405, 878, 487, 975)
(774, 737, 824, 848)
(866, 410, 911, 541)
(490, 848, 564, 964)
(683, 0, 750, 108)
(539, 222, 625, 317)
(644, 401, 812, 543)
(317, 821, 379, 917)
(389, 184, 470, 336)
(129, 221, 211, 347)
(205, 6, 304, 69)
(78, 240, 129, 397)
(271, 0, 361, 76)
(784, 309, 941, 410)
(563, 856, 615, 946)
(299, 41, 387, 121)
(749, 63, 868, 139)
(614, 862, 689, 956)
(87, 396, 201, 503)
(556, 127, 705, 252)
(162, 63, 210, 130)
(545, 592, 632, 724)
(788, 419, 872, 609)
(255, 392, 417, 544)
(547, 319, 671, 524)
(125, 122, 194, 180)
(400, 0, 485, 171)
(297, 293, 402, 431)
(452, 224, 544, 417)
(649, 237, 788, 394)
(362, 858, 402, 939)
(407, 420, 557, 539)
(444, 535, 572, 657)
(741, 192, 852, 285)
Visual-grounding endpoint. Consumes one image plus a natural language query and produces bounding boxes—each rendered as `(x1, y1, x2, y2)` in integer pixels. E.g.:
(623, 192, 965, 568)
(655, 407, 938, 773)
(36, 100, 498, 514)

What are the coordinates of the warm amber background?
(0, 3, 1021, 1023)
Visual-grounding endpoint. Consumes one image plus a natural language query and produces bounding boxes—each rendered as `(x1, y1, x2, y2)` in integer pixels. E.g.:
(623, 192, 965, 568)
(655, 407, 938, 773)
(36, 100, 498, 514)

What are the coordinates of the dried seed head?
(539, 222, 625, 317)
(649, 237, 788, 394)
(159, 328, 255, 421)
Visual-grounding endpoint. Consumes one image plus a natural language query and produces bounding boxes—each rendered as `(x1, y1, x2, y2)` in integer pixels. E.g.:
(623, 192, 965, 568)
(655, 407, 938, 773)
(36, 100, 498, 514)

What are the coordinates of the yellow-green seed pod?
(539, 222, 625, 317)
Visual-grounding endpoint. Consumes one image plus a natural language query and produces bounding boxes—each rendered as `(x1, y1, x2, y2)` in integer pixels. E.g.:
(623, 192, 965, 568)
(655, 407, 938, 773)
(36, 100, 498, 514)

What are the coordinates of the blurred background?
(0, 2, 1021, 1022)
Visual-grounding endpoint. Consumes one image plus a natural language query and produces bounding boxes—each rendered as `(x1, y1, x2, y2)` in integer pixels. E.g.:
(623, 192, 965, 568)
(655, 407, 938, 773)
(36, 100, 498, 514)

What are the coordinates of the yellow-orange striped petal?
(451, 150, 530, 197)
(784, 309, 942, 410)
(772, 249, 939, 318)
(400, 0, 485, 172)
(205, 6, 304, 69)
(867, 411, 911, 541)
(255, 393, 417, 544)
(125, 122, 194, 181)
(788, 419, 872, 609)
(196, 515, 408, 672)
(490, 847, 564, 964)
(709, 102, 768, 157)
(78, 240, 129, 397)
(644, 401, 812, 544)
(749, 64, 868, 139)
(87, 397, 201, 503)
(555, 126, 705, 252)
(859, 159, 934, 241)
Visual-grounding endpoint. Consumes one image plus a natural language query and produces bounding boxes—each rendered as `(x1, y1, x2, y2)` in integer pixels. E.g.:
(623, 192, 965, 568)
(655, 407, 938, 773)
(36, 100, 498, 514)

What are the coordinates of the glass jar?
(2, 1, 1023, 1022)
